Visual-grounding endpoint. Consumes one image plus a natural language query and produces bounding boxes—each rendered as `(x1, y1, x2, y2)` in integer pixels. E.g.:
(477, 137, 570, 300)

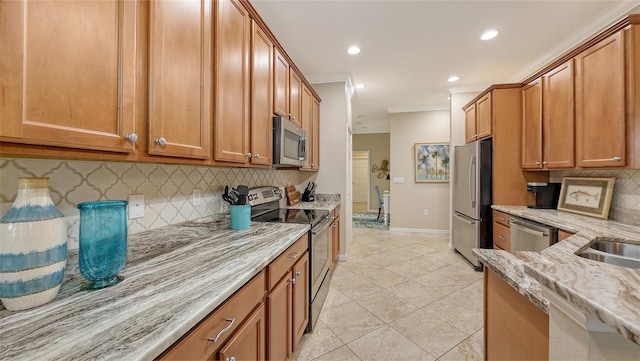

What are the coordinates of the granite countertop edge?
(483, 205, 640, 346)
(0, 216, 311, 360)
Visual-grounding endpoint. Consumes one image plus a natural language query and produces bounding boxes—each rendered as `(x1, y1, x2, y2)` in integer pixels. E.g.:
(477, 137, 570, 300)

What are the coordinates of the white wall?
(449, 91, 481, 243)
(389, 111, 450, 232)
(310, 82, 352, 258)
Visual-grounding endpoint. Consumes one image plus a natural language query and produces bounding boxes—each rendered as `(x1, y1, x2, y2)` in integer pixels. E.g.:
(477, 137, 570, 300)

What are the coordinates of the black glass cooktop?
(252, 208, 329, 227)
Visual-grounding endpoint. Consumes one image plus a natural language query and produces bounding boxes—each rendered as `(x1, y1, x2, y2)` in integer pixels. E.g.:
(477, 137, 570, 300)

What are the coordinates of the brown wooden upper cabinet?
(575, 31, 626, 168)
(273, 48, 290, 119)
(273, 48, 303, 127)
(463, 93, 492, 143)
(148, 0, 212, 159)
(0, 0, 137, 153)
(522, 60, 575, 169)
(214, 0, 251, 164)
(300, 84, 320, 171)
(250, 20, 274, 166)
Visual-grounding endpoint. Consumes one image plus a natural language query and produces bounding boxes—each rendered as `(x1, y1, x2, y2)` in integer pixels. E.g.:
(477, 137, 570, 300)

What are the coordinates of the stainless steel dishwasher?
(509, 217, 557, 252)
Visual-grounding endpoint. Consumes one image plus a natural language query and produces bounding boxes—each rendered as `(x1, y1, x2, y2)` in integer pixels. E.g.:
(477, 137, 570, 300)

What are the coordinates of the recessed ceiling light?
(356, 84, 365, 89)
(481, 29, 499, 40)
(448, 76, 460, 82)
(347, 46, 361, 55)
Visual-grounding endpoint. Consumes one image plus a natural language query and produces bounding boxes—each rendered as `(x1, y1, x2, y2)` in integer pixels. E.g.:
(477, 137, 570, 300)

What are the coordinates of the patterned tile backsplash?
(0, 158, 314, 250)
(550, 169, 640, 225)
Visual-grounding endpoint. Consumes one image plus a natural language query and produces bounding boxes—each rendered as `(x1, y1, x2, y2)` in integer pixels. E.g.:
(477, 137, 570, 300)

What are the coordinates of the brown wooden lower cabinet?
(558, 229, 574, 241)
(485, 268, 549, 360)
(159, 233, 310, 361)
(330, 206, 341, 269)
(219, 303, 266, 361)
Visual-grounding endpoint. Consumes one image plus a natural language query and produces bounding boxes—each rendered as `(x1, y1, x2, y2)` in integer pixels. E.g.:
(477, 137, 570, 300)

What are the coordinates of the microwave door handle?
(298, 136, 307, 161)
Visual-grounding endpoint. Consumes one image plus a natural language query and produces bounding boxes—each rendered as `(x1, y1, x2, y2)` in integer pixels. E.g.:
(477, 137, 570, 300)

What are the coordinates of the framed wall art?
(557, 177, 615, 219)
(414, 143, 450, 183)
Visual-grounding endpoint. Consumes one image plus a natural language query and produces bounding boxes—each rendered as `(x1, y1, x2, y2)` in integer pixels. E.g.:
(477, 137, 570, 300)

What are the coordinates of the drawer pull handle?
(288, 251, 301, 259)
(613, 156, 622, 161)
(497, 217, 505, 222)
(208, 318, 235, 342)
(226, 357, 236, 361)
(498, 236, 506, 241)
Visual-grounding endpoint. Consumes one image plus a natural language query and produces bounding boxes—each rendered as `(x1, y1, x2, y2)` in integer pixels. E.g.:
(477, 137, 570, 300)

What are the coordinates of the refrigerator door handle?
(469, 155, 476, 208)
(453, 212, 476, 225)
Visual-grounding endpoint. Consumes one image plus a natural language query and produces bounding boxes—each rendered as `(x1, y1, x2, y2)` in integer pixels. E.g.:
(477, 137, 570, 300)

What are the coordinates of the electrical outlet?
(128, 194, 144, 219)
(423, 209, 429, 216)
(393, 177, 405, 184)
(192, 189, 202, 206)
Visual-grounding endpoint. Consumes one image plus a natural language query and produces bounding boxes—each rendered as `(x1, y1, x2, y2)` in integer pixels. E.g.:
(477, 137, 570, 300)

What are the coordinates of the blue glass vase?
(77, 200, 127, 290)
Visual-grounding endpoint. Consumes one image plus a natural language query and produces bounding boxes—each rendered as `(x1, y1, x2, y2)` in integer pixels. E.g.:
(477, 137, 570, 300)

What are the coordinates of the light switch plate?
(192, 189, 202, 206)
(393, 177, 405, 184)
(128, 194, 144, 219)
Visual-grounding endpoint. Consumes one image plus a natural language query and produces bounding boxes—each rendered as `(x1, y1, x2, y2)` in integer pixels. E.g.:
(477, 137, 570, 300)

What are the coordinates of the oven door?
(310, 215, 332, 300)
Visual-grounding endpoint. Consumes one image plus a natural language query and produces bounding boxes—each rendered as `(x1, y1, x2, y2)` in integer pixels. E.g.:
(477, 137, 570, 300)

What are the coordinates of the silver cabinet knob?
(226, 357, 236, 361)
(124, 133, 138, 142)
(542, 161, 548, 165)
(254, 154, 261, 159)
(613, 156, 622, 161)
(246, 152, 252, 158)
(291, 116, 296, 121)
(535, 161, 540, 165)
(155, 137, 167, 146)
(295, 271, 301, 277)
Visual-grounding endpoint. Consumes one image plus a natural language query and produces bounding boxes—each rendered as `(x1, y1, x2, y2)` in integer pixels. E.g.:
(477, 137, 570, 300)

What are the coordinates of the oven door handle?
(312, 216, 332, 235)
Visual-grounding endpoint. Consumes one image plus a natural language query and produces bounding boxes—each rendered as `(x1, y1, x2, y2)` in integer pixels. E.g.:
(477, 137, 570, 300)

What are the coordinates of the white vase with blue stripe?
(0, 177, 67, 311)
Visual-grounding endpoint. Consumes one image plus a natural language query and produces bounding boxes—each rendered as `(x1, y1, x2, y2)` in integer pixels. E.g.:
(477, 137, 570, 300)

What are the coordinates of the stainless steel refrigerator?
(452, 138, 493, 270)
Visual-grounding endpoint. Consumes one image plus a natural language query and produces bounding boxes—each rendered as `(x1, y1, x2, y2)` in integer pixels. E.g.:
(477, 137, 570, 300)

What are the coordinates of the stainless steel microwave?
(273, 116, 306, 167)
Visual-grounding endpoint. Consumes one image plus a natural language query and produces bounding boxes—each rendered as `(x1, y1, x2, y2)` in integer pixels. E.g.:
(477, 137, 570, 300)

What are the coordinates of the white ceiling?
(251, 0, 640, 134)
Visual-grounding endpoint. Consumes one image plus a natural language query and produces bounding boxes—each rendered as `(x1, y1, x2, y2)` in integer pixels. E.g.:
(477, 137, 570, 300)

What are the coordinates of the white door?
(352, 151, 369, 206)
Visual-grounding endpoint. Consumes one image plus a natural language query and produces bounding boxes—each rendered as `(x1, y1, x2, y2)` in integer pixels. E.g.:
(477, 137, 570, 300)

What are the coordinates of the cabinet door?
(312, 98, 321, 170)
(292, 252, 309, 353)
(273, 48, 290, 117)
(218, 303, 266, 361)
(521, 78, 543, 169)
(476, 92, 492, 139)
(300, 85, 313, 170)
(543, 60, 575, 168)
(575, 31, 626, 167)
(214, 0, 250, 164)
(464, 104, 477, 143)
(0, 0, 136, 153)
(250, 21, 273, 166)
(149, 0, 211, 159)
(289, 70, 302, 126)
(267, 273, 292, 361)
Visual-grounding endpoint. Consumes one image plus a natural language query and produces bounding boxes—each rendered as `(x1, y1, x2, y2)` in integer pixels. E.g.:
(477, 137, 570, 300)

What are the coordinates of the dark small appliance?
(527, 182, 561, 209)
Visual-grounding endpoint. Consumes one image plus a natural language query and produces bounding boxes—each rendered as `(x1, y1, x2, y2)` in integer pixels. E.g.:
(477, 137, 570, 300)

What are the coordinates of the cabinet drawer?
(493, 210, 510, 227)
(159, 270, 266, 360)
(267, 234, 308, 290)
(493, 222, 511, 251)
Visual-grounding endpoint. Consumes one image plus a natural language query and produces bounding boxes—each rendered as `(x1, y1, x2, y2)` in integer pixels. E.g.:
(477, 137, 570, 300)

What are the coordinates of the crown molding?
(448, 84, 490, 94)
(307, 72, 356, 99)
(510, 0, 640, 82)
(386, 104, 450, 114)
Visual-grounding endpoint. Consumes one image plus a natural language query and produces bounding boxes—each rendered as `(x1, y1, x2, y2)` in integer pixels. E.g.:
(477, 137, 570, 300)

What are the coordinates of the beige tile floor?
(293, 228, 484, 361)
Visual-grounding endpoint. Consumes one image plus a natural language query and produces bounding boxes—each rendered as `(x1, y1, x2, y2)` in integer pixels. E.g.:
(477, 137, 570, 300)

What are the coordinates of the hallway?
(293, 228, 484, 360)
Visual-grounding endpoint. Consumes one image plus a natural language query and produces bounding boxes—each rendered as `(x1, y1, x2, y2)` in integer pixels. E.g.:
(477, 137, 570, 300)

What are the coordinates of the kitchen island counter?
(0, 215, 309, 360)
(474, 206, 640, 346)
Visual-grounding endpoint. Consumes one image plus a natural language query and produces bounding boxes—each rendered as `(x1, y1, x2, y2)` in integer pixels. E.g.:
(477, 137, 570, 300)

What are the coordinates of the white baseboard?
(389, 227, 449, 234)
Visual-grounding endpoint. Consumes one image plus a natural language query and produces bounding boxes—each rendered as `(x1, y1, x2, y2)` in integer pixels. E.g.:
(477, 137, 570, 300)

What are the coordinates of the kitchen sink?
(589, 238, 640, 259)
(577, 238, 640, 269)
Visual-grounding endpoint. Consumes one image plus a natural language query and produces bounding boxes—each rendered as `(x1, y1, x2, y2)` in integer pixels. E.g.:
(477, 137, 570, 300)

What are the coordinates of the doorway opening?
(352, 151, 370, 213)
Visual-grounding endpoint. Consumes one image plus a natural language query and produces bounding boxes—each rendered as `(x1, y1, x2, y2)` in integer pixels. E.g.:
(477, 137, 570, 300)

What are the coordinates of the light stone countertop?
(286, 193, 341, 212)
(475, 206, 640, 346)
(0, 215, 310, 360)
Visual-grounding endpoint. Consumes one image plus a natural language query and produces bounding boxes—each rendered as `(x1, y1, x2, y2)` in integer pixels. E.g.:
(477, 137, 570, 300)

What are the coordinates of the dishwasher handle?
(509, 218, 548, 237)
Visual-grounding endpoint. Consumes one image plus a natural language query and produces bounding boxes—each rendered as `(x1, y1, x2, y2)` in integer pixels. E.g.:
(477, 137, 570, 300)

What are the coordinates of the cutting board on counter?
(285, 186, 300, 205)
